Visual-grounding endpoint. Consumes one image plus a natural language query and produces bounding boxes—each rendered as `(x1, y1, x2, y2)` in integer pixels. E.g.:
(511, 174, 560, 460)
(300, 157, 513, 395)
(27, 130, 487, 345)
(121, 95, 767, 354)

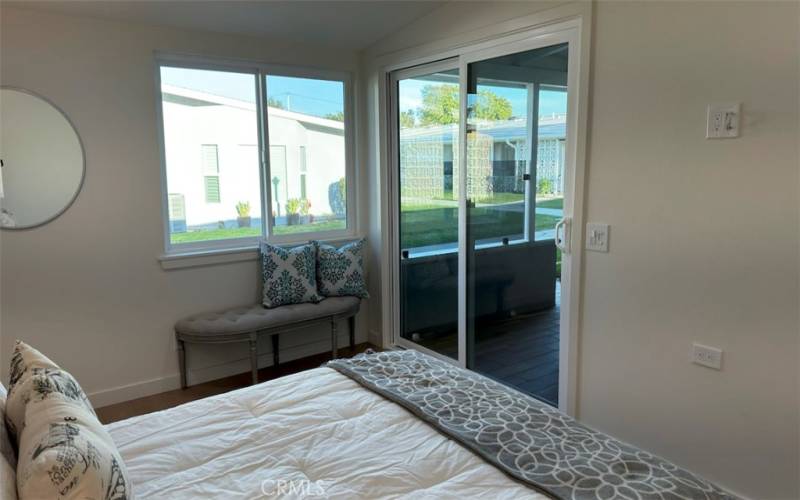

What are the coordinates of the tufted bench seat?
(175, 296, 360, 388)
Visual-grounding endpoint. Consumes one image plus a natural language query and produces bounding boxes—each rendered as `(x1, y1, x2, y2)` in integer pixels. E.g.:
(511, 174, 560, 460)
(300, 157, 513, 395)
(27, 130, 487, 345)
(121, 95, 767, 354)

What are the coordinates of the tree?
(325, 111, 345, 121)
(418, 84, 460, 125)
(267, 97, 285, 109)
(416, 84, 513, 126)
(474, 89, 513, 121)
(399, 110, 416, 128)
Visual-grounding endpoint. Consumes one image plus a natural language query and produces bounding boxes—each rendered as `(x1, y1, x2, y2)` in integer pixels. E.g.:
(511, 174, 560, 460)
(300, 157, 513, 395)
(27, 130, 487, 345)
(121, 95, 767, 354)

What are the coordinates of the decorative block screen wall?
(399, 136, 445, 200)
(536, 138, 565, 195)
(452, 132, 494, 201)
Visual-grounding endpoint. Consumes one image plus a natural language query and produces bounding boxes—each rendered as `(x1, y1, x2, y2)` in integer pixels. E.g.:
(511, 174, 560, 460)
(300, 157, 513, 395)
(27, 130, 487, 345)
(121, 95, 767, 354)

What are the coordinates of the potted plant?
(300, 198, 312, 224)
(235, 201, 251, 228)
(286, 198, 301, 226)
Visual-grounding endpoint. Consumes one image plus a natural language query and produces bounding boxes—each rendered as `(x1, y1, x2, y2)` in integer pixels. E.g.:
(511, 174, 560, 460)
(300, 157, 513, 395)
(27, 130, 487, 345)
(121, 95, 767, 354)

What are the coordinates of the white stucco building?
(161, 84, 346, 231)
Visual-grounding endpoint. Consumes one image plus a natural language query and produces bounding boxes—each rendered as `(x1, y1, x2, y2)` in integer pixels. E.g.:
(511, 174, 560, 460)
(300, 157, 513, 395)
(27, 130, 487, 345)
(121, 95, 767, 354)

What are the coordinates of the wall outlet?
(691, 343, 722, 370)
(706, 103, 740, 139)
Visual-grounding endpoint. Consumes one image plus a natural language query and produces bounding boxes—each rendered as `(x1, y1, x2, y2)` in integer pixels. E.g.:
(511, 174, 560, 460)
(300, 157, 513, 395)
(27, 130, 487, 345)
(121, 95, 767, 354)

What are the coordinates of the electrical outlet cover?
(691, 343, 722, 370)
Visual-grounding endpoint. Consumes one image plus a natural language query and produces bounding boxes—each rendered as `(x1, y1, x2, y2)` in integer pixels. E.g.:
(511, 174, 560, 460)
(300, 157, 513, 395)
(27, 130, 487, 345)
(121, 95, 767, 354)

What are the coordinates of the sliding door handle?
(554, 217, 571, 254)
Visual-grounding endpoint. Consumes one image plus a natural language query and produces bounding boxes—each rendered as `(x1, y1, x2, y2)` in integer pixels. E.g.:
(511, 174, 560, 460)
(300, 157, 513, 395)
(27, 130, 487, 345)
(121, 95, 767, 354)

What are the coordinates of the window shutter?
(201, 144, 219, 175)
(168, 194, 186, 220)
(204, 176, 221, 203)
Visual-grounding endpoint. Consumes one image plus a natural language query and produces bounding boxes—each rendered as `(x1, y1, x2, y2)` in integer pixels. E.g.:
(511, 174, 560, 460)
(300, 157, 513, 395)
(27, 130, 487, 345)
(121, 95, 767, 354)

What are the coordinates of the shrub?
(537, 178, 554, 195)
(328, 177, 346, 216)
(286, 198, 302, 215)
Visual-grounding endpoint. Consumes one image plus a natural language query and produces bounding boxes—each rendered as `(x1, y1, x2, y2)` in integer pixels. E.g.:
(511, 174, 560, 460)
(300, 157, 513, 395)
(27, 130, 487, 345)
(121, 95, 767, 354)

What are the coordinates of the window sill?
(159, 246, 259, 270)
(158, 234, 363, 270)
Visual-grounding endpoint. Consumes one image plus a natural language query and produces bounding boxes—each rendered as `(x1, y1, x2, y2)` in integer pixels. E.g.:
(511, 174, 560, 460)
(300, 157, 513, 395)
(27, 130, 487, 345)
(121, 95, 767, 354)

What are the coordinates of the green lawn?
(433, 190, 524, 205)
(171, 227, 260, 244)
(170, 219, 346, 244)
(272, 220, 345, 235)
(400, 206, 560, 249)
(536, 197, 563, 209)
(171, 200, 563, 249)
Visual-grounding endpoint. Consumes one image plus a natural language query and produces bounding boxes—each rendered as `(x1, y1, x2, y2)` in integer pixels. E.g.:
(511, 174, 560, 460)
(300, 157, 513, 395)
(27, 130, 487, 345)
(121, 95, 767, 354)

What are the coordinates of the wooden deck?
(474, 303, 560, 406)
(410, 283, 560, 406)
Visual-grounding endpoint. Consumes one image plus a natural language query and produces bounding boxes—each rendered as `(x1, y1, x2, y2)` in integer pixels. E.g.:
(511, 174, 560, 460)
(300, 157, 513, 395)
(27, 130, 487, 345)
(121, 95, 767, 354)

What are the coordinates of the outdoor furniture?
(174, 296, 360, 388)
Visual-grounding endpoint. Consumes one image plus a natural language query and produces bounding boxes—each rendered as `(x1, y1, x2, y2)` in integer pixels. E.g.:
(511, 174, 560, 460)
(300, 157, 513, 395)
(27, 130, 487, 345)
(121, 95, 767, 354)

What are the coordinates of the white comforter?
(107, 367, 547, 499)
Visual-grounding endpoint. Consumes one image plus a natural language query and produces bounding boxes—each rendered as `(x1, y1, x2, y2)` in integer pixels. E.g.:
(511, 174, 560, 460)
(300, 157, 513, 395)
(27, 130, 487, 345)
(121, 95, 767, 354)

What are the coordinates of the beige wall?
(582, 3, 798, 499)
(2, 2, 799, 498)
(0, 7, 369, 406)
(365, 1, 800, 498)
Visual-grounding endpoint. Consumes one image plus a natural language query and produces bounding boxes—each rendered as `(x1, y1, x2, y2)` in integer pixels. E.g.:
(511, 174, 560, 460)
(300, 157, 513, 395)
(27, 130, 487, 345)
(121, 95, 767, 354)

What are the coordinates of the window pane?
(266, 75, 346, 235)
(534, 87, 567, 242)
(397, 67, 460, 360)
(160, 66, 261, 246)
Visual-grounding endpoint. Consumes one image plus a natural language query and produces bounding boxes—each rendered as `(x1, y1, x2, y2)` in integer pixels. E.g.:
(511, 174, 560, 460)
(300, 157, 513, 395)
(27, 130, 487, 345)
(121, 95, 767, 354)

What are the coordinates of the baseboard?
(88, 374, 181, 408)
(89, 336, 357, 408)
(368, 328, 382, 346)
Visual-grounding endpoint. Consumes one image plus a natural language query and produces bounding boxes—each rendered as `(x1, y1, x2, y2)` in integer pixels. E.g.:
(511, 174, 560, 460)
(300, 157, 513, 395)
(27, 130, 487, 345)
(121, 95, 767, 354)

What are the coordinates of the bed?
(107, 366, 542, 499)
(106, 350, 733, 499)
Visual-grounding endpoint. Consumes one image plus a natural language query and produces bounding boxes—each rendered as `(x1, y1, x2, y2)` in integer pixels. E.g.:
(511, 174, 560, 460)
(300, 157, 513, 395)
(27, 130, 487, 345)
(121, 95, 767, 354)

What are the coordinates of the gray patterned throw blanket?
(326, 349, 734, 500)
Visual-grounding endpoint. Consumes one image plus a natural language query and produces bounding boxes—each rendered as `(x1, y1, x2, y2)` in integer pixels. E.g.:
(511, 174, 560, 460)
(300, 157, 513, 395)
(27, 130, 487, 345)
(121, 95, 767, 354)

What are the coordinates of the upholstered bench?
(174, 296, 360, 388)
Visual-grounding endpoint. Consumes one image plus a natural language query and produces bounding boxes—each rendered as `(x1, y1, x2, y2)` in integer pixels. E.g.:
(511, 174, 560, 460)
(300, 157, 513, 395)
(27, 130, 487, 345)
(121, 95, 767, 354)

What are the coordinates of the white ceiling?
(6, 1, 447, 50)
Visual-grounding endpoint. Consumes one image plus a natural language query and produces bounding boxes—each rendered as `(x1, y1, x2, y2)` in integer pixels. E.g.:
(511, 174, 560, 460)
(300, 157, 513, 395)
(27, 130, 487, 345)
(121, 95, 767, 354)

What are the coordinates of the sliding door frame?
(388, 58, 461, 362)
(379, 5, 592, 415)
(458, 25, 581, 411)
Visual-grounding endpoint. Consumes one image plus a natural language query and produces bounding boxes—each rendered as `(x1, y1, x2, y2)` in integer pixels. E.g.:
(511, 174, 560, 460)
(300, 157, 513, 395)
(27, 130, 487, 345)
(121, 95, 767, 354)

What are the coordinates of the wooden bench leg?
(272, 334, 279, 368)
(249, 336, 258, 385)
(331, 319, 338, 359)
(177, 338, 187, 389)
(348, 316, 355, 350)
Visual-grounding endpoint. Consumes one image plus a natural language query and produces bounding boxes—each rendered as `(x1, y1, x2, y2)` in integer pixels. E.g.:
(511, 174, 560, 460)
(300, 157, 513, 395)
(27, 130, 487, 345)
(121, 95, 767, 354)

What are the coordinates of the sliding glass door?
(394, 61, 460, 359)
(391, 28, 577, 409)
(465, 43, 569, 406)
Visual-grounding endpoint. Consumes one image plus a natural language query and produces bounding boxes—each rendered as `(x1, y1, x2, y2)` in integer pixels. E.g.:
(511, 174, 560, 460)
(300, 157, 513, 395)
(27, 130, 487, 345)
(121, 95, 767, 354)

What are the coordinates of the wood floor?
(475, 306, 560, 406)
(403, 282, 560, 406)
(96, 343, 375, 424)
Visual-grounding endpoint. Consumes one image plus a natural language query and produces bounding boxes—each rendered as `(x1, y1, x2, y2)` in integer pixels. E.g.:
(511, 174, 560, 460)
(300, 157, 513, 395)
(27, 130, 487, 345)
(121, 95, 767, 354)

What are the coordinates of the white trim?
(386, 58, 460, 363)
(457, 57, 468, 368)
(557, 8, 592, 417)
(159, 246, 259, 270)
(377, 3, 592, 417)
(154, 52, 357, 257)
(158, 234, 364, 270)
(89, 331, 363, 408)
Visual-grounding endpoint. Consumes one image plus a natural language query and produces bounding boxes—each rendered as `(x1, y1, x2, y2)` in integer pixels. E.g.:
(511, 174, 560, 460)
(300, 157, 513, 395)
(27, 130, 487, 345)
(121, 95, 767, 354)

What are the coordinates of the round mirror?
(0, 87, 85, 229)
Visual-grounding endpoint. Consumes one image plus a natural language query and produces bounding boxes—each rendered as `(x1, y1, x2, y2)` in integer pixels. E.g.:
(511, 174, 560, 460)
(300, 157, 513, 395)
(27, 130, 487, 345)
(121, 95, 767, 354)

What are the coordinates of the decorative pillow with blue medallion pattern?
(260, 241, 322, 308)
(314, 239, 369, 298)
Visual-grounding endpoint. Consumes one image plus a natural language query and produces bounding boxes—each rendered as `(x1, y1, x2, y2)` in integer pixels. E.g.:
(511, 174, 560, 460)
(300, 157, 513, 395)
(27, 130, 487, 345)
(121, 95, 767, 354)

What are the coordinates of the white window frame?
(154, 52, 357, 255)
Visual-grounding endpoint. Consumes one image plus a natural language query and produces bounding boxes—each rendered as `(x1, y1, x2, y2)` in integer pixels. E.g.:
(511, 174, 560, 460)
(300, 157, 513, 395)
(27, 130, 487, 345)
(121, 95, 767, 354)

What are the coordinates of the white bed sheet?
(107, 367, 547, 499)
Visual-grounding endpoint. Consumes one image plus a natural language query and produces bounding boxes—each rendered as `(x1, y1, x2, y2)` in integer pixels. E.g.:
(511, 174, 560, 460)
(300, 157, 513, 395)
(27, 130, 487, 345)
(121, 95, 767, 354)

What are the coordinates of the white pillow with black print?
(0, 383, 18, 500)
(314, 239, 369, 298)
(5, 341, 95, 447)
(260, 241, 322, 308)
(6, 342, 131, 499)
(16, 391, 130, 499)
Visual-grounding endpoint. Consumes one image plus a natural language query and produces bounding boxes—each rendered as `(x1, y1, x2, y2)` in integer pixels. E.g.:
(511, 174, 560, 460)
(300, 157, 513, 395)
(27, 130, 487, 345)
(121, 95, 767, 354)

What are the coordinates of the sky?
(161, 66, 566, 122)
(161, 67, 344, 117)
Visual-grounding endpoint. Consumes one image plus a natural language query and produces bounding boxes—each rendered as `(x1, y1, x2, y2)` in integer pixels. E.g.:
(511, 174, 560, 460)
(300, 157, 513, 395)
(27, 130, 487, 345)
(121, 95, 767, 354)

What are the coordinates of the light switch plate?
(706, 103, 740, 139)
(691, 343, 722, 370)
(585, 223, 609, 252)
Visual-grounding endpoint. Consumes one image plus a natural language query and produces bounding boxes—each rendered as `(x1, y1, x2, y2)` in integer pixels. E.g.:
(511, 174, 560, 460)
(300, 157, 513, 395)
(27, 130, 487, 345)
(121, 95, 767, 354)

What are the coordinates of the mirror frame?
(1, 86, 87, 230)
